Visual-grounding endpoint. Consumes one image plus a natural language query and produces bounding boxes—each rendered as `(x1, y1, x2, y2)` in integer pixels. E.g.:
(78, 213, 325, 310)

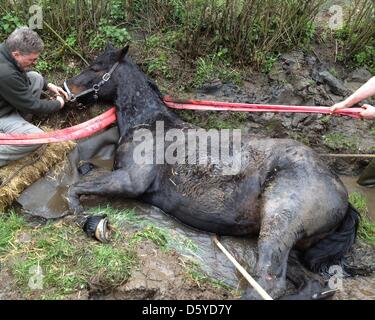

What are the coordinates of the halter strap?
(64, 61, 120, 102)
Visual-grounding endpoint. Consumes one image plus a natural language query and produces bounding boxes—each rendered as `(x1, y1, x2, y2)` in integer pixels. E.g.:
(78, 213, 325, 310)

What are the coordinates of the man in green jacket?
(0, 27, 68, 167)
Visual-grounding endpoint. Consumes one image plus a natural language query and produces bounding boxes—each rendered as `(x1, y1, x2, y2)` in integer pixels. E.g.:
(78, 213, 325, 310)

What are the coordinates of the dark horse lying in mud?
(65, 45, 359, 300)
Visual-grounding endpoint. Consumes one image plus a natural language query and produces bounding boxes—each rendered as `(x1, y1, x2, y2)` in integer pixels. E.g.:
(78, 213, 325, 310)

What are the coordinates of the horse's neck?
(116, 63, 184, 136)
(116, 93, 183, 136)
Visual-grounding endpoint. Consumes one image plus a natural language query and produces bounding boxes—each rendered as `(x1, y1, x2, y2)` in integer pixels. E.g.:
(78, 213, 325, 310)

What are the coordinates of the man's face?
(11, 51, 40, 71)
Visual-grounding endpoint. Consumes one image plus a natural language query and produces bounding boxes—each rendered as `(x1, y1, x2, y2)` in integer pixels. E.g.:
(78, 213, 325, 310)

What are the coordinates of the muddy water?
(340, 176, 375, 221)
(88, 156, 114, 170)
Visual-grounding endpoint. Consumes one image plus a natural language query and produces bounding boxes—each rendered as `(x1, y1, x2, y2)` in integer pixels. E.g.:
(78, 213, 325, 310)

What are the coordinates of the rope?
(320, 153, 375, 158)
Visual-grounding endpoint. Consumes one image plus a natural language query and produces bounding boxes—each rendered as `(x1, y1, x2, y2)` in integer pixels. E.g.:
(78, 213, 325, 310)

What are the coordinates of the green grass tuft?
(349, 191, 375, 245)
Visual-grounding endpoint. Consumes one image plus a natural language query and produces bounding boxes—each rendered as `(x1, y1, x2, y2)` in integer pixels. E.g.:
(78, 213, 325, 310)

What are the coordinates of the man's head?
(5, 27, 44, 71)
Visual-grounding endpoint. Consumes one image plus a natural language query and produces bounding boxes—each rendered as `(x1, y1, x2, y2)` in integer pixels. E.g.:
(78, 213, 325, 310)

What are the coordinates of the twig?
(43, 21, 90, 66)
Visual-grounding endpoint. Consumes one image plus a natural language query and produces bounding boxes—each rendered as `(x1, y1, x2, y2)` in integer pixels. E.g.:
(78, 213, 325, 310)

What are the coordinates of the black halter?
(63, 61, 120, 102)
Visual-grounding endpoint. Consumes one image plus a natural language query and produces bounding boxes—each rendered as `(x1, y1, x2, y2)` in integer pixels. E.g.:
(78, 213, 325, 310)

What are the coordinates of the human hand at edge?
(330, 100, 350, 112)
(360, 104, 375, 120)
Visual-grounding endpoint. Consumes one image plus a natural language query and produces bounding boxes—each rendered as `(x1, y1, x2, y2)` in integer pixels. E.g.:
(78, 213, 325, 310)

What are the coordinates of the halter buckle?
(102, 73, 111, 82)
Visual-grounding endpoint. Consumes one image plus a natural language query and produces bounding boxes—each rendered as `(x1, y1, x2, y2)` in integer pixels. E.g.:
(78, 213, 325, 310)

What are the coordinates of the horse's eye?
(90, 65, 102, 72)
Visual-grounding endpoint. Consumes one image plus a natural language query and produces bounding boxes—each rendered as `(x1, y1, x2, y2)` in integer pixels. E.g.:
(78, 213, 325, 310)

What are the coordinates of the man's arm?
(0, 72, 62, 114)
(331, 76, 375, 110)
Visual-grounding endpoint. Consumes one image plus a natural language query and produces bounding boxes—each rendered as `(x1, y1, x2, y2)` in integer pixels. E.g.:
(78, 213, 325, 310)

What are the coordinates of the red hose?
(163, 97, 363, 119)
(0, 97, 364, 145)
(0, 107, 116, 140)
(0, 112, 116, 144)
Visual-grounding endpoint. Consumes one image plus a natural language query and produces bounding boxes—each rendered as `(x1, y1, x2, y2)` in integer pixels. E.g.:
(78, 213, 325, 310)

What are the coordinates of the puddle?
(89, 156, 114, 170)
(340, 176, 375, 221)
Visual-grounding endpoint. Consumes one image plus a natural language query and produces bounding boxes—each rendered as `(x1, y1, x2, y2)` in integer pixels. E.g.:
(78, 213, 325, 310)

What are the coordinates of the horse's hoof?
(311, 288, 337, 300)
(83, 215, 112, 243)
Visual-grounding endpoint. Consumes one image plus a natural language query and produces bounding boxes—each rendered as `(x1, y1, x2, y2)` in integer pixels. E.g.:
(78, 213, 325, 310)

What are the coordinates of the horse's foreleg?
(67, 169, 153, 213)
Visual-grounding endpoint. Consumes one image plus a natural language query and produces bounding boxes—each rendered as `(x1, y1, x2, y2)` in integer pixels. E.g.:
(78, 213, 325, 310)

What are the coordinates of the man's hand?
(330, 100, 350, 112)
(360, 104, 375, 120)
(56, 95, 65, 109)
(47, 83, 69, 100)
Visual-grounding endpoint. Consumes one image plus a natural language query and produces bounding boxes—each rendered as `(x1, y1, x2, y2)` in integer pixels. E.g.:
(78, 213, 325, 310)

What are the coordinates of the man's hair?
(5, 27, 44, 55)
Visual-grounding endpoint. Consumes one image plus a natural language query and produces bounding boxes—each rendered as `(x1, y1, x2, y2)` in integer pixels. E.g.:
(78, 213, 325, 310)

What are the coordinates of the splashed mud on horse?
(64, 45, 360, 300)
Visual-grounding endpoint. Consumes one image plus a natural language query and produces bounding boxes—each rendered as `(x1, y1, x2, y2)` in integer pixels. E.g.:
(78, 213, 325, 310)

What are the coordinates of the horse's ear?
(118, 45, 129, 61)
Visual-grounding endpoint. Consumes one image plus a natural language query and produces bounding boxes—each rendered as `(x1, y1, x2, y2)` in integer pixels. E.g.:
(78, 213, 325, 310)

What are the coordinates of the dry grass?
(0, 141, 76, 212)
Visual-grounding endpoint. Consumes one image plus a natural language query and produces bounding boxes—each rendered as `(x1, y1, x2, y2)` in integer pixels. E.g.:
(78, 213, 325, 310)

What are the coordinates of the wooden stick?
(212, 235, 273, 300)
(319, 153, 375, 158)
(43, 21, 90, 66)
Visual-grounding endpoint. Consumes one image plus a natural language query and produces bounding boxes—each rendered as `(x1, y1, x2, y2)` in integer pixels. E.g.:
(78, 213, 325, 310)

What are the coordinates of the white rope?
(320, 153, 375, 158)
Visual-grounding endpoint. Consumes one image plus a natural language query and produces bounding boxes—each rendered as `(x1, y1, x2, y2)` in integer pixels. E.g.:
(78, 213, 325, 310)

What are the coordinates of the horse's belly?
(141, 192, 260, 236)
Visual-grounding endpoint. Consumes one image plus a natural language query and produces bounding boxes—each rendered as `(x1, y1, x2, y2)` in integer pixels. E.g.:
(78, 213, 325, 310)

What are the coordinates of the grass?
(322, 133, 359, 152)
(287, 131, 310, 145)
(349, 191, 375, 245)
(177, 110, 248, 130)
(0, 210, 25, 255)
(87, 205, 200, 256)
(131, 225, 169, 249)
(0, 207, 232, 299)
(6, 218, 136, 299)
(185, 261, 236, 293)
(0, 207, 143, 299)
(319, 115, 332, 125)
(192, 48, 242, 89)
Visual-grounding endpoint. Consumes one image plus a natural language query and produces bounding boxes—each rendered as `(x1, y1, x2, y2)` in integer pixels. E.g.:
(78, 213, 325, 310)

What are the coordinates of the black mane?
(114, 56, 180, 136)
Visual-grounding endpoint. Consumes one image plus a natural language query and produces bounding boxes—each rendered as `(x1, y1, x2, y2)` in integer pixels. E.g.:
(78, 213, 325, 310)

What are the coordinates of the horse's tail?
(302, 203, 360, 273)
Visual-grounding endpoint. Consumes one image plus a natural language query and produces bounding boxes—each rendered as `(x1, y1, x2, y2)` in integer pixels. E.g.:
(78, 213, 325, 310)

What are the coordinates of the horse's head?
(64, 44, 129, 104)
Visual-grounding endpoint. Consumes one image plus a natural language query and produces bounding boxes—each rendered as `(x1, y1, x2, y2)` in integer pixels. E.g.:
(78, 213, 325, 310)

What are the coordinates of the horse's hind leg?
(243, 165, 347, 300)
(243, 173, 307, 299)
(67, 168, 154, 213)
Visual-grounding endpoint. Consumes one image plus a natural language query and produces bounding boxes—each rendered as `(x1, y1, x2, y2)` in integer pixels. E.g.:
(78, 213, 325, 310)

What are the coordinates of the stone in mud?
(291, 113, 309, 128)
(318, 71, 348, 96)
(293, 76, 313, 92)
(270, 84, 303, 106)
(280, 51, 304, 74)
(346, 68, 372, 83)
(268, 62, 287, 82)
(198, 79, 223, 94)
